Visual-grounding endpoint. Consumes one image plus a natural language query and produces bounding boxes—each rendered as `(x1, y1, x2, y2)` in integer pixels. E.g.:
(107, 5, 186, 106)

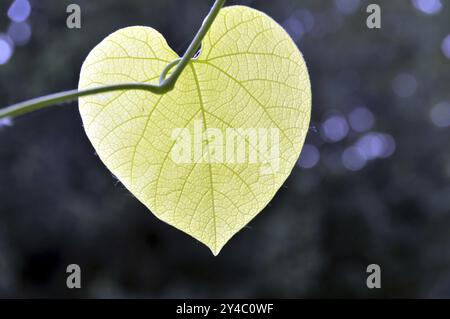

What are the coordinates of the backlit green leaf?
(78, 6, 311, 255)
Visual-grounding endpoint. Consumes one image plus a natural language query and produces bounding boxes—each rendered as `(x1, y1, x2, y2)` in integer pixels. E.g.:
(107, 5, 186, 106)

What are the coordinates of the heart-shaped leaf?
(78, 6, 311, 255)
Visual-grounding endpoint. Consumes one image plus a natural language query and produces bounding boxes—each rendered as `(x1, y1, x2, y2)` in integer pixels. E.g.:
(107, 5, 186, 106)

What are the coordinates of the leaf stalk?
(0, 0, 226, 120)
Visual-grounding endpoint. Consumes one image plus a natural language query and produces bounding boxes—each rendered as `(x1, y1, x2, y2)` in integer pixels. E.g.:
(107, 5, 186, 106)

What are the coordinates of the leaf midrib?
(190, 63, 218, 253)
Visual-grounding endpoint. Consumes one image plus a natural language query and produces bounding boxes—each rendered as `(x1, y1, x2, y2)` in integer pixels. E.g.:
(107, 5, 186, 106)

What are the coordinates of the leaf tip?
(211, 248, 220, 257)
(209, 243, 224, 257)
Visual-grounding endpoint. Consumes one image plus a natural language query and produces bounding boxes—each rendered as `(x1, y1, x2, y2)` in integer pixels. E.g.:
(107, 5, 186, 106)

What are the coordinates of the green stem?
(159, 58, 182, 84)
(0, 0, 226, 120)
(160, 0, 225, 88)
(0, 84, 165, 118)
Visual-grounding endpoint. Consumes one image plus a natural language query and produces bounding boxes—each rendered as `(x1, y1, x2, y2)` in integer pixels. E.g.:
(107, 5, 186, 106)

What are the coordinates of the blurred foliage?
(0, 0, 449, 298)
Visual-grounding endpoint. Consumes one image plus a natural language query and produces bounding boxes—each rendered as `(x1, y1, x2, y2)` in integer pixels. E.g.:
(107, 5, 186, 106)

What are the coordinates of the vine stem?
(0, 0, 226, 120)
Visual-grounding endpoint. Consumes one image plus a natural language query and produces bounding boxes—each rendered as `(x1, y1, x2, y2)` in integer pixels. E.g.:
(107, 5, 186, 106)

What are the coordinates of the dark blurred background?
(0, 0, 449, 298)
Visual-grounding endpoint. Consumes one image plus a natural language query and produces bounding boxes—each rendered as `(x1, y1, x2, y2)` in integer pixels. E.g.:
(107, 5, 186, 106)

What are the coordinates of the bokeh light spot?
(295, 10, 315, 32)
(348, 107, 375, 133)
(412, 0, 443, 15)
(342, 147, 366, 171)
(7, 22, 32, 46)
(7, 0, 31, 23)
(392, 73, 418, 98)
(335, 0, 361, 14)
(0, 117, 14, 128)
(430, 102, 450, 128)
(441, 34, 450, 59)
(0, 36, 14, 65)
(356, 132, 396, 160)
(321, 115, 349, 142)
(284, 17, 305, 41)
(298, 144, 320, 169)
